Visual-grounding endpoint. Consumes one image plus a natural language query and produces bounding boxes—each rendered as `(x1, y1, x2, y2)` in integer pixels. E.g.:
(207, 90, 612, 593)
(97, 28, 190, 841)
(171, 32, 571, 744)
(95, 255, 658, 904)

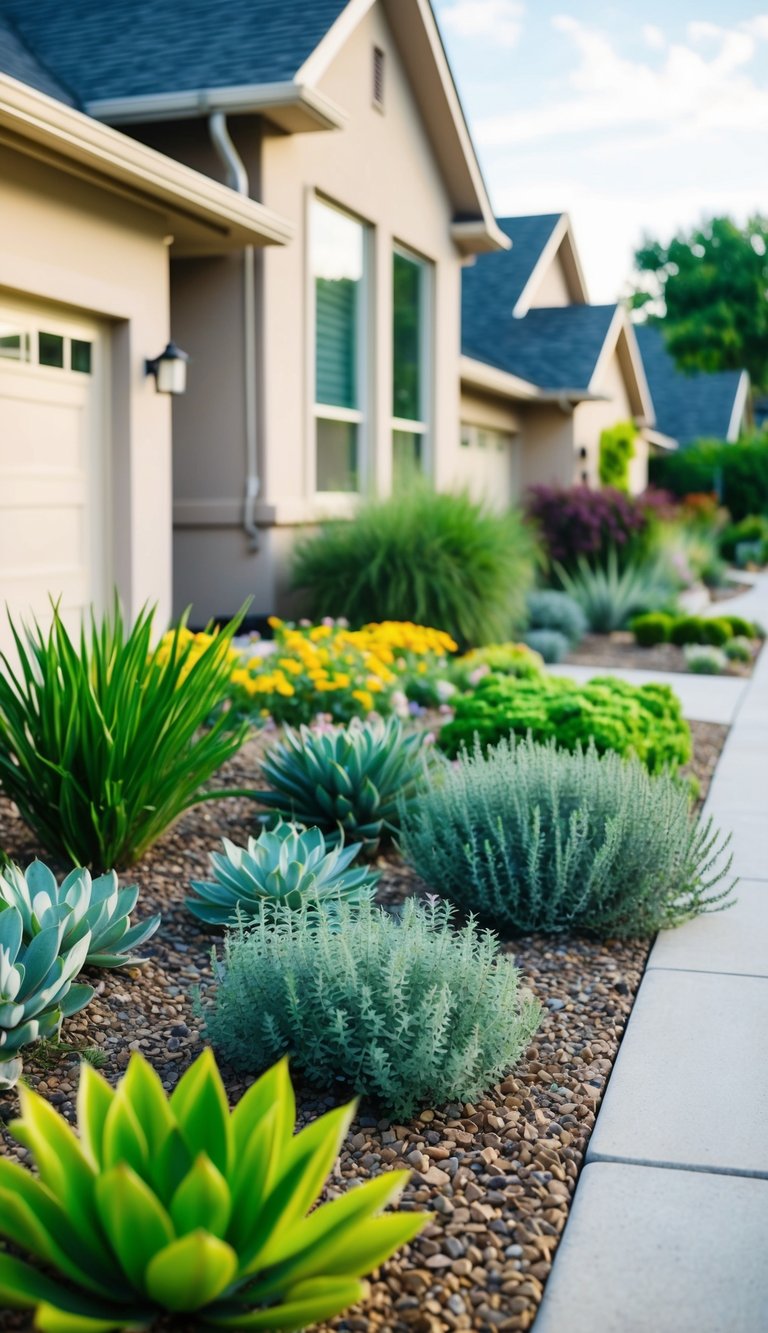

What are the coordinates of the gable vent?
(373, 46, 385, 109)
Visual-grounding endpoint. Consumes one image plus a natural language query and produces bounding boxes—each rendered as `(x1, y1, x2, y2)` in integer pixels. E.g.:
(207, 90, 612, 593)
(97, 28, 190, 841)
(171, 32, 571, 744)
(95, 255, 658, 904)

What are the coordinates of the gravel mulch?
(0, 717, 728, 1333)
(565, 631, 760, 677)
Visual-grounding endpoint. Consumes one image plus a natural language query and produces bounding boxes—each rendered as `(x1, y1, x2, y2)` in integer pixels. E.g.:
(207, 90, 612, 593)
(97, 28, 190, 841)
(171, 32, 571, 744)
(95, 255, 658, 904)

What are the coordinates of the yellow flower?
(352, 689, 374, 712)
(268, 616, 283, 629)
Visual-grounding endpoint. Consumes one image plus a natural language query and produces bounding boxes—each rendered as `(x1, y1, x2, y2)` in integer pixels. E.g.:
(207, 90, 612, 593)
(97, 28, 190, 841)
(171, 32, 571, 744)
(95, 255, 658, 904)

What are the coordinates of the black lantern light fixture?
(145, 341, 189, 395)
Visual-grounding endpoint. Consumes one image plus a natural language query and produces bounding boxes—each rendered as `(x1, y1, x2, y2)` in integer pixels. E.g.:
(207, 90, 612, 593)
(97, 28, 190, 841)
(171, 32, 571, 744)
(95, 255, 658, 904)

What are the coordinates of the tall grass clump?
(400, 737, 734, 936)
(0, 602, 249, 870)
(555, 549, 671, 632)
(291, 487, 537, 648)
(205, 896, 540, 1119)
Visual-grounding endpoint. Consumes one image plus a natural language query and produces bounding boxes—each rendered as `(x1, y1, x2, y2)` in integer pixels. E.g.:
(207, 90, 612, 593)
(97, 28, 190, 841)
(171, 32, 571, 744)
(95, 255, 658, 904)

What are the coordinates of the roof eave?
(452, 218, 511, 255)
(460, 354, 607, 405)
(645, 428, 679, 451)
(87, 81, 347, 134)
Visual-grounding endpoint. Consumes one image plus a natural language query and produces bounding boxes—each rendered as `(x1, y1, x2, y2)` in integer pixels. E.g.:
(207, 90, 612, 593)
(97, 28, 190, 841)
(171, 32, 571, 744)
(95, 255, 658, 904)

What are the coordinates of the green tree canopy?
(630, 215, 768, 390)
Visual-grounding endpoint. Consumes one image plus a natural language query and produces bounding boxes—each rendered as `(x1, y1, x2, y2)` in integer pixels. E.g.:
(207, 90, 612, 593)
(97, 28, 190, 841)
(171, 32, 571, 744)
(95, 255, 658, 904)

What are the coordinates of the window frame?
(391, 242, 433, 486)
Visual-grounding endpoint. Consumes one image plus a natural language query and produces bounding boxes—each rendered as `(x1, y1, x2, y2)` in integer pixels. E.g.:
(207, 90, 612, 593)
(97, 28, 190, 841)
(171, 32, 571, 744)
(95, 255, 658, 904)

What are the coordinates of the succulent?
(0, 1049, 427, 1330)
(0, 860, 161, 969)
(187, 823, 379, 926)
(255, 716, 432, 852)
(0, 906, 93, 1088)
(724, 636, 752, 663)
(683, 644, 727, 674)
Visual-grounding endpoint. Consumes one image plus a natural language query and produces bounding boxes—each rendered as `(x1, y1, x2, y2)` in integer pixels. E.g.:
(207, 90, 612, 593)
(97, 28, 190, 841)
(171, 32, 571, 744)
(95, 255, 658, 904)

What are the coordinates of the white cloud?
(642, 24, 666, 50)
(439, 0, 524, 48)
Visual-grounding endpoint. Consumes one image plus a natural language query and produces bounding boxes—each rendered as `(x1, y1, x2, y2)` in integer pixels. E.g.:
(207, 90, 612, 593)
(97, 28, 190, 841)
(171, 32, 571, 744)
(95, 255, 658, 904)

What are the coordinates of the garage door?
(0, 300, 107, 658)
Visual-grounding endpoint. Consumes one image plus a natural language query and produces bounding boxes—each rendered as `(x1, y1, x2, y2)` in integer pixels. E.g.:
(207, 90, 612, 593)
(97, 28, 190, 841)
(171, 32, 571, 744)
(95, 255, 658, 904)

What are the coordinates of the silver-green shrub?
(522, 628, 570, 663)
(526, 589, 586, 643)
(683, 644, 727, 674)
(205, 897, 540, 1119)
(399, 737, 735, 936)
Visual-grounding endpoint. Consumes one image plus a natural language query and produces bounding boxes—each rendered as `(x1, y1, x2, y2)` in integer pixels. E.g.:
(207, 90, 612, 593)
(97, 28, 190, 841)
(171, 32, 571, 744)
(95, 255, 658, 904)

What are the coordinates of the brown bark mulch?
(0, 718, 727, 1333)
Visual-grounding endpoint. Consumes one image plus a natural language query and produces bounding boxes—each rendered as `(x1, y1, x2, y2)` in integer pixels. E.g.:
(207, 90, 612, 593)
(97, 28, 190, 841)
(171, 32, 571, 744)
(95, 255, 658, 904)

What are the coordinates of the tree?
(599, 420, 636, 492)
(630, 215, 768, 390)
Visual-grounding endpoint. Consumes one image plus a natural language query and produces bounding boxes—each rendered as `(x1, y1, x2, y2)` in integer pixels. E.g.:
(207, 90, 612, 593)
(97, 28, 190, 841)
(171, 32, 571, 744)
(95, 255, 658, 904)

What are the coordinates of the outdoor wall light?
(145, 341, 189, 395)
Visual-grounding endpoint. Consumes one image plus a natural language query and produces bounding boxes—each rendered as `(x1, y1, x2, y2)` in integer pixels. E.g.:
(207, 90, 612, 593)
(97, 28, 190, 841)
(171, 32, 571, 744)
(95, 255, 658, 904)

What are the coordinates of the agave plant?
(0, 860, 160, 969)
(0, 906, 93, 1088)
(187, 823, 379, 926)
(0, 1049, 427, 1331)
(255, 716, 433, 853)
(554, 548, 671, 633)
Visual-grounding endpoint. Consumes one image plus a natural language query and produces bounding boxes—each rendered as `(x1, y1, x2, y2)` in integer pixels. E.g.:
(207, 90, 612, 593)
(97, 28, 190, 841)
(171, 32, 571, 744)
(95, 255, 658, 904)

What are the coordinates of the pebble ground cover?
(0, 720, 725, 1333)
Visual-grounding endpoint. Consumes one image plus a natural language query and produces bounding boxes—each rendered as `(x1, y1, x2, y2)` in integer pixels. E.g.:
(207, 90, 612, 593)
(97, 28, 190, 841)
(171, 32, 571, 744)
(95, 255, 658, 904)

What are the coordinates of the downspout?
(208, 110, 260, 551)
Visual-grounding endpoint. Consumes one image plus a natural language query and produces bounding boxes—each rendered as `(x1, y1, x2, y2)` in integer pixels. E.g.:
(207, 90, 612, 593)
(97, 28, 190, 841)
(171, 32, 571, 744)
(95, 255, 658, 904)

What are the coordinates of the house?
(459, 213, 657, 501)
(634, 324, 751, 448)
(0, 0, 507, 626)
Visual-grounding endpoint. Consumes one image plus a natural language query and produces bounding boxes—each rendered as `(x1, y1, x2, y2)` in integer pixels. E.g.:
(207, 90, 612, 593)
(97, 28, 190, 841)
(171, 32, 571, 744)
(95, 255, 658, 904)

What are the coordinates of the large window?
(312, 198, 368, 493)
(392, 247, 431, 487)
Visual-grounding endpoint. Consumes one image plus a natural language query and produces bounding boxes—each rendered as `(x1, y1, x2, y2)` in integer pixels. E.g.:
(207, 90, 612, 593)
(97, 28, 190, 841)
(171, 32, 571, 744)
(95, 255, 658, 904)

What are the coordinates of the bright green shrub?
(0, 603, 249, 870)
(724, 614, 759, 639)
(684, 645, 727, 674)
(649, 435, 768, 521)
(0, 861, 160, 969)
(438, 674, 692, 774)
(724, 637, 752, 663)
(598, 420, 636, 491)
(0, 1049, 426, 1328)
(206, 897, 540, 1120)
(291, 487, 537, 648)
(399, 738, 734, 936)
(526, 589, 587, 643)
(522, 629, 570, 663)
(187, 824, 379, 926)
(555, 550, 671, 632)
(669, 615, 707, 646)
(699, 617, 733, 647)
(451, 642, 544, 690)
(718, 514, 768, 560)
(630, 612, 674, 646)
(254, 717, 432, 854)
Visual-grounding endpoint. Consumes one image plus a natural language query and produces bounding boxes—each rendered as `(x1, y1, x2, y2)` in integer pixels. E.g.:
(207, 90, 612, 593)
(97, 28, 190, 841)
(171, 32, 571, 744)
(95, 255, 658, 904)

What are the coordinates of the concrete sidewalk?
(534, 573, 768, 1333)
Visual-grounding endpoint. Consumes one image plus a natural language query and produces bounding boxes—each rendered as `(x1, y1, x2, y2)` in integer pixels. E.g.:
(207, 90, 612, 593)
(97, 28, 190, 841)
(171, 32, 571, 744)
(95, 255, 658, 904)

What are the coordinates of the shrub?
(205, 897, 540, 1119)
(0, 861, 160, 969)
(555, 550, 671, 632)
(0, 1049, 426, 1327)
(291, 488, 537, 648)
(187, 824, 379, 926)
(525, 484, 648, 567)
(522, 629, 570, 663)
(724, 637, 753, 663)
(700, 617, 733, 647)
(399, 738, 734, 936)
(719, 515, 768, 561)
(649, 435, 768, 521)
(451, 642, 544, 691)
(735, 539, 766, 568)
(255, 717, 432, 854)
(598, 420, 636, 491)
(439, 674, 692, 774)
(630, 612, 674, 646)
(526, 589, 587, 643)
(0, 906, 93, 1088)
(725, 615, 758, 639)
(0, 604, 249, 871)
(684, 645, 727, 674)
(669, 616, 707, 646)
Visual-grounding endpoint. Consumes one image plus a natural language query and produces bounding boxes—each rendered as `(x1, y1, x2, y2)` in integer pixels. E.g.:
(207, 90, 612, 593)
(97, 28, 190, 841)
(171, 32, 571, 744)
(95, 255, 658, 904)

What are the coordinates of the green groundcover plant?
(0, 861, 160, 969)
(291, 487, 537, 648)
(684, 645, 727, 674)
(439, 673, 692, 774)
(0, 1049, 426, 1331)
(0, 601, 250, 871)
(399, 738, 735, 936)
(187, 824, 379, 926)
(205, 897, 540, 1120)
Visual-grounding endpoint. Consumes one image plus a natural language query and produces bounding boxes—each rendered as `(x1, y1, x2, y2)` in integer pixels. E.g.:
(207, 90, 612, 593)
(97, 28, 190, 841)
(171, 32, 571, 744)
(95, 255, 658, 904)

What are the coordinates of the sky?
(432, 1, 768, 302)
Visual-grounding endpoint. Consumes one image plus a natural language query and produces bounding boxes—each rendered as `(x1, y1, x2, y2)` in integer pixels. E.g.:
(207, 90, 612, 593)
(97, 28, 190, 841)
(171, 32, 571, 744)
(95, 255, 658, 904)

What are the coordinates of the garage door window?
(0, 325, 30, 362)
(0, 322, 91, 373)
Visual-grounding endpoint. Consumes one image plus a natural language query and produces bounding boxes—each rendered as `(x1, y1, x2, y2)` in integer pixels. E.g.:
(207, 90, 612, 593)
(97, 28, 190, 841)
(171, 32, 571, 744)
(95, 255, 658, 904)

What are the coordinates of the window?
(312, 198, 368, 493)
(392, 247, 431, 488)
(373, 46, 385, 109)
(0, 323, 92, 373)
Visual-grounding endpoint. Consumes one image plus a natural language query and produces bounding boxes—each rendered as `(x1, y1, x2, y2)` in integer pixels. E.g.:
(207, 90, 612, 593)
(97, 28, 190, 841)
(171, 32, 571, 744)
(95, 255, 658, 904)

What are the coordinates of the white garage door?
(0, 300, 107, 658)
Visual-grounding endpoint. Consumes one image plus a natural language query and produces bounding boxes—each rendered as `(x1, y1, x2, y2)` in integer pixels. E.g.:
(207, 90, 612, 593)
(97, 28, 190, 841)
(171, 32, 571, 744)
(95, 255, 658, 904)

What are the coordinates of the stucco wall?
(527, 250, 572, 309)
(574, 347, 648, 493)
(517, 404, 576, 491)
(0, 145, 173, 622)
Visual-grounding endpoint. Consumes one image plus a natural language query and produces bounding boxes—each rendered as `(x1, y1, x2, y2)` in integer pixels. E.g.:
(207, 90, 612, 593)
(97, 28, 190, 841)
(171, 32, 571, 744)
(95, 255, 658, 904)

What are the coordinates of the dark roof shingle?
(0, 12, 76, 104)
(463, 301, 618, 392)
(461, 214, 561, 334)
(0, 0, 348, 104)
(635, 324, 745, 445)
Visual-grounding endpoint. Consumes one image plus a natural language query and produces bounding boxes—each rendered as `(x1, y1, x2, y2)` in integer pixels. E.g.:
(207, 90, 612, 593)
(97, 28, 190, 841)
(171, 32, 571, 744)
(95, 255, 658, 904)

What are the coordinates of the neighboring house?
(0, 15, 291, 654)
(634, 324, 751, 448)
(459, 213, 656, 501)
(0, 0, 506, 623)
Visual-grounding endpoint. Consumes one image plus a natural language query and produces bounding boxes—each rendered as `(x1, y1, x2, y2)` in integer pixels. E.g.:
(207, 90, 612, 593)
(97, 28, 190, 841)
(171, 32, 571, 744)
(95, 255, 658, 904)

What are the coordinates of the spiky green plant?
(0, 860, 160, 969)
(187, 823, 379, 926)
(0, 906, 93, 1088)
(0, 1049, 426, 1331)
(554, 549, 670, 632)
(255, 717, 433, 853)
(0, 600, 250, 870)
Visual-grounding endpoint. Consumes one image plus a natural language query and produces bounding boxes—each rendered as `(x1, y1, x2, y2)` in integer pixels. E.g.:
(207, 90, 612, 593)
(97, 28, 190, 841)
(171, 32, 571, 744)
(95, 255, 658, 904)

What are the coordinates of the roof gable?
(463, 302, 619, 393)
(635, 324, 749, 445)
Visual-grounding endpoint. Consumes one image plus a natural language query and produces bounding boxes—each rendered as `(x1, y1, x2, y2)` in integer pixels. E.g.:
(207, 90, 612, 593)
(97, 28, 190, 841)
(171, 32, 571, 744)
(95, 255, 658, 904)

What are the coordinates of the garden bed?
(0, 717, 725, 1333)
(565, 632, 759, 677)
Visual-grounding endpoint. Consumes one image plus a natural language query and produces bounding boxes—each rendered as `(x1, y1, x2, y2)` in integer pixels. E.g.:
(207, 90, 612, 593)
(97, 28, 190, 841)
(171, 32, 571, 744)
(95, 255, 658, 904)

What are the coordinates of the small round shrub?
(451, 642, 544, 690)
(399, 738, 734, 936)
(719, 514, 768, 561)
(522, 629, 570, 663)
(630, 612, 674, 647)
(724, 615, 758, 639)
(526, 589, 587, 643)
(205, 897, 541, 1119)
(684, 645, 727, 674)
(699, 617, 732, 647)
(669, 615, 707, 646)
(724, 637, 752, 664)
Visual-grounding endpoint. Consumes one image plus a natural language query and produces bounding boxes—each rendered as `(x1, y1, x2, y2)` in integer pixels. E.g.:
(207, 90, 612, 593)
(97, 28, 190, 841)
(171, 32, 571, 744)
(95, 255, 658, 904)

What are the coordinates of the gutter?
(87, 81, 346, 133)
(208, 112, 260, 552)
